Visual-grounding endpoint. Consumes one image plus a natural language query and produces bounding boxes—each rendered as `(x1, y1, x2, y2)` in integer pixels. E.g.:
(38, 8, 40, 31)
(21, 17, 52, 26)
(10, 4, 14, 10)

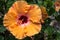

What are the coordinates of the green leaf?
(43, 1, 47, 7)
(46, 1, 53, 8)
(44, 26, 54, 35)
(7, 36, 16, 40)
(44, 26, 56, 40)
(48, 7, 55, 15)
(3, 30, 16, 40)
(0, 0, 5, 12)
(0, 35, 4, 40)
(0, 25, 6, 33)
(23, 37, 31, 40)
(6, 0, 16, 11)
(25, 0, 35, 4)
(56, 31, 60, 40)
(55, 15, 60, 22)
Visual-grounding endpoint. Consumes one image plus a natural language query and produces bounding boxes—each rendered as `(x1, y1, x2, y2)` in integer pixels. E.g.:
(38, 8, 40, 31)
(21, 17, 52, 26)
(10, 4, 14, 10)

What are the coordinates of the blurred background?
(0, 0, 60, 40)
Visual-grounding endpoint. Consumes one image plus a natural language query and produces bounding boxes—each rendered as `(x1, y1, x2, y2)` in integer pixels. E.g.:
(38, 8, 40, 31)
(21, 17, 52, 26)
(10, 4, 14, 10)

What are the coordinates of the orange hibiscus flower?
(3, 1, 48, 39)
(54, 1, 60, 12)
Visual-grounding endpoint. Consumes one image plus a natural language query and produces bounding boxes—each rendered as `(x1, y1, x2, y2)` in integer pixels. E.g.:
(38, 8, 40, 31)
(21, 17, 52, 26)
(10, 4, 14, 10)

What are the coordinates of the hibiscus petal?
(40, 6, 48, 23)
(54, 1, 60, 12)
(12, 1, 30, 14)
(28, 5, 42, 23)
(25, 22, 41, 36)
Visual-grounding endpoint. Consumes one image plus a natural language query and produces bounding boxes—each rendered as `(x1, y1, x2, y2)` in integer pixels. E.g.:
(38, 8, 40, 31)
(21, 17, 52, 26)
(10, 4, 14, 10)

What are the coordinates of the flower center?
(18, 15, 28, 24)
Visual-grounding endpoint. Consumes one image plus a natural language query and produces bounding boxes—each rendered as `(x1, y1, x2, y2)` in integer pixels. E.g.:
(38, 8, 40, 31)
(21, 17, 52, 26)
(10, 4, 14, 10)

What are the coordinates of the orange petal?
(25, 21, 41, 36)
(7, 23, 26, 39)
(12, 1, 30, 14)
(54, 1, 60, 12)
(3, 8, 17, 27)
(40, 6, 48, 23)
(28, 4, 42, 23)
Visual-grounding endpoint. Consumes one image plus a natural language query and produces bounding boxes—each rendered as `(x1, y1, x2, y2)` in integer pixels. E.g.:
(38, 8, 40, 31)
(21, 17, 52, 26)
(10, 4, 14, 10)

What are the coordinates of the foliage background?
(0, 0, 60, 40)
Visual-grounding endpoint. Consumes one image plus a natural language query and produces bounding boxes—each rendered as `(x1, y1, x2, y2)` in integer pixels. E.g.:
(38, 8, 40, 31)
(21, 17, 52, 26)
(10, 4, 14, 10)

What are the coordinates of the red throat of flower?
(17, 15, 29, 25)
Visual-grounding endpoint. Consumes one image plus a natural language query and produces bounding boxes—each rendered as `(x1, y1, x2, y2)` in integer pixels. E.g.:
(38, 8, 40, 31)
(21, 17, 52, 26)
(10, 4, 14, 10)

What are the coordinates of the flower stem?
(31, 36, 34, 40)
